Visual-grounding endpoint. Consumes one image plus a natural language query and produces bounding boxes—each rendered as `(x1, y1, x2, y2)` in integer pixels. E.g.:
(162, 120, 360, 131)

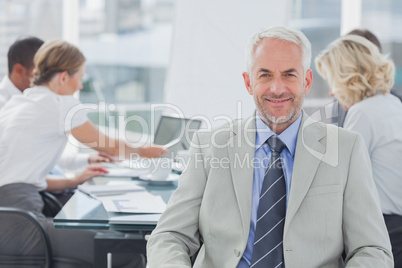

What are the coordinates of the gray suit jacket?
(147, 112, 393, 268)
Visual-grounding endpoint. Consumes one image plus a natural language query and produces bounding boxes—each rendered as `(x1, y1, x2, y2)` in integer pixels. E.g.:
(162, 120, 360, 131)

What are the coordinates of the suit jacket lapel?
(227, 112, 328, 238)
(228, 115, 256, 238)
(284, 112, 327, 236)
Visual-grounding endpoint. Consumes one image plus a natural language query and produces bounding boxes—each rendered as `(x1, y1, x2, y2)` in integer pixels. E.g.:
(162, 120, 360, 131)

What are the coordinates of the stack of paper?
(98, 191, 167, 213)
(78, 183, 145, 196)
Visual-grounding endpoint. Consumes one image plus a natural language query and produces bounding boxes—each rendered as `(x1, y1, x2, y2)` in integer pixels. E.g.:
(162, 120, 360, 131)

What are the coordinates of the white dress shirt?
(0, 86, 88, 190)
(344, 93, 402, 215)
(0, 75, 21, 109)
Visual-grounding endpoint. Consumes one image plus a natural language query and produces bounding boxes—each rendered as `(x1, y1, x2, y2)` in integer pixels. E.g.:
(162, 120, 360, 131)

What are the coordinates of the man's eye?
(259, 74, 270, 78)
(285, 73, 296, 77)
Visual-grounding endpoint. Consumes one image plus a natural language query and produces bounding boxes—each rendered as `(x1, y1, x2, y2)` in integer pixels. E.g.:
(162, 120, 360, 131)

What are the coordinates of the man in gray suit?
(147, 26, 393, 267)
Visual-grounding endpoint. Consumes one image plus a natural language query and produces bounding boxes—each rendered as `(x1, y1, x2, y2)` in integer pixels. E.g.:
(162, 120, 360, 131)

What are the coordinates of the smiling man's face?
(243, 38, 312, 134)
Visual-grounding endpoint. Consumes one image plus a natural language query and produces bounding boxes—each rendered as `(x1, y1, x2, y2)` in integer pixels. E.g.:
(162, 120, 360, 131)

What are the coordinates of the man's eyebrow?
(283, 68, 298, 74)
(257, 68, 271, 73)
(257, 68, 299, 74)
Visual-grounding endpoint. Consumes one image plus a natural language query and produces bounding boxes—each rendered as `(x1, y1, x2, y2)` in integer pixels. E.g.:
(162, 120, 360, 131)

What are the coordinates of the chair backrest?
(40, 191, 63, 217)
(0, 207, 52, 268)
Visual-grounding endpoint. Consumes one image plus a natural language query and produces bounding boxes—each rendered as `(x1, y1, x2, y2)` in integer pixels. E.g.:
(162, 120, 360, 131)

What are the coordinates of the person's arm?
(58, 151, 90, 170)
(147, 132, 206, 267)
(88, 152, 114, 164)
(70, 121, 167, 159)
(58, 148, 114, 171)
(343, 134, 393, 267)
(45, 164, 109, 192)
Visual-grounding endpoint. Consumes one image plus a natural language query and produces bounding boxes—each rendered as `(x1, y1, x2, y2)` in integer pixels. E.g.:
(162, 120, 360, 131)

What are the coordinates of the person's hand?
(71, 164, 109, 188)
(88, 153, 115, 164)
(138, 146, 168, 158)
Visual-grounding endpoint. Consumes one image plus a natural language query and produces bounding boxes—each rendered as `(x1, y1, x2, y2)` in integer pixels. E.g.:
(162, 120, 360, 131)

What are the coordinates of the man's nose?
(270, 76, 285, 94)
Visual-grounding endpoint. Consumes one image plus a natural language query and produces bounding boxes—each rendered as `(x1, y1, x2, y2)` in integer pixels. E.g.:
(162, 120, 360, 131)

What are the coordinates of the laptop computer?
(153, 114, 203, 156)
(105, 114, 203, 177)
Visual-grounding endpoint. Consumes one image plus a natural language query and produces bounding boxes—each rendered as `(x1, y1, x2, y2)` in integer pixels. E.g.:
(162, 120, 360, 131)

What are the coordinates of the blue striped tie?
(251, 136, 286, 268)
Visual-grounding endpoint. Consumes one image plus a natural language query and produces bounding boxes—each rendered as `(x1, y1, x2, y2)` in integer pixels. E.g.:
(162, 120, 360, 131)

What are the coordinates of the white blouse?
(344, 93, 402, 215)
(0, 86, 88, 190)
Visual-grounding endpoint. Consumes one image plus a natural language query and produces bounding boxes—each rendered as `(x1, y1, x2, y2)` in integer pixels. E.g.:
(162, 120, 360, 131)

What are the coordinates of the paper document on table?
(99, 191, 166, 213)
(109, 214, 161, 225)
(78, 183, 145, 196)
(104, 168, 149, 178)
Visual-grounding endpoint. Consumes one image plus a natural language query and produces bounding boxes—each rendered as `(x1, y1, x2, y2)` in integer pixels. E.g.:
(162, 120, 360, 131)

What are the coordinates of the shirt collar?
(24, 85, 58, 97)
(0, 75, 21, 97)
(255, 112, 302, 157)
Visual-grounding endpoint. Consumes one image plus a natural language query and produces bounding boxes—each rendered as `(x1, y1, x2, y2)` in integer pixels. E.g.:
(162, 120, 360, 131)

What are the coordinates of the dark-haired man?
(0, 36, 43, 108)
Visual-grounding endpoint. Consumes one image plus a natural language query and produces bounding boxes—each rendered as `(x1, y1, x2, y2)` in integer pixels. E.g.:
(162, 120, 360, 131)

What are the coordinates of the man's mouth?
(266, 98, 291, 104)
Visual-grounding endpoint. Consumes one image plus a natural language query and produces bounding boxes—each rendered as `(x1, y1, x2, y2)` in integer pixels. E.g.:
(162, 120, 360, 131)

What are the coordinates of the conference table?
(54, 176, 178, 231)
(53, 174, 178, 267)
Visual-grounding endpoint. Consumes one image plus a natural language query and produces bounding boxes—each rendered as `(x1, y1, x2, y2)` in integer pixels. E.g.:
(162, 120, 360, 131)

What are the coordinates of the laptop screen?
(153, 115, 203, 155)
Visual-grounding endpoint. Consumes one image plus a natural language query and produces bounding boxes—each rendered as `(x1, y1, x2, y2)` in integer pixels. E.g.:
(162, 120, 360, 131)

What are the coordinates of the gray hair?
(245, 26, 312, 76)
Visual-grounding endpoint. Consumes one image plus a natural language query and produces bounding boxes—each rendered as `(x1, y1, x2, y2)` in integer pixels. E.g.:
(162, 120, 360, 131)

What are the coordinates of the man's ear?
(304, 69, 313, 95)
(243, 72, 253, 95)
(12, 63, 26, 76)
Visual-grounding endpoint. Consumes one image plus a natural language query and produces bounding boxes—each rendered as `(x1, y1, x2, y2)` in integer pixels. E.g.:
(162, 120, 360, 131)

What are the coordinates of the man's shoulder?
(301, 115, 360, 142)
(0, 95, 7, 110)
(0, 78, 14, 109)
(0, 85, 9, 99)
(197, 117, 253, 136)
(193, 116, 255, 149)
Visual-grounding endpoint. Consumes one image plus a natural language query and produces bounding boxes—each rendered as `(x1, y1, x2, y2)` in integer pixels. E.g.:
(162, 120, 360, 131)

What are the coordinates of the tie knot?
(267, 136, 286, 154)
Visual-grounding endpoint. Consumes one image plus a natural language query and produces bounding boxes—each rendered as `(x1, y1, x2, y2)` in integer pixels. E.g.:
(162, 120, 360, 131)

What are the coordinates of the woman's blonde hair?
(315, 35, 395, 109)
(33, 40, 86, 85)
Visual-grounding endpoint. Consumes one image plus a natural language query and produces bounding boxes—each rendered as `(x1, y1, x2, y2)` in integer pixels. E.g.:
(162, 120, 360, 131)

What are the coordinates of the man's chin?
(266, 113, 294, 125)
(269, 118, 291, 126)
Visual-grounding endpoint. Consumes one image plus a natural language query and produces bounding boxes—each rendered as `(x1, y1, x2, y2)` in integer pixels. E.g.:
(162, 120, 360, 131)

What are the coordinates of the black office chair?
(0, 207, 52, 268)
(0, 207, 92, 268)
(40, 191, 63, 217)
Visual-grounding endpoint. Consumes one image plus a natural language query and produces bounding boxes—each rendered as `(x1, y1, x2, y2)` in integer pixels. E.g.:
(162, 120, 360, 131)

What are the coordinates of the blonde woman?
(0, 40, 165, 266)
(316, 35, 402, 265)
(331, 29, 384, 127)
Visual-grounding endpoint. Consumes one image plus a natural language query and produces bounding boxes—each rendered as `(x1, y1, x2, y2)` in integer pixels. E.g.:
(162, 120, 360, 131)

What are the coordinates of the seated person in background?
(332, 28, 402, 126)
(0, 36, 43, 107)
(0, 40, 166, 266)
(316, 34, 402, 266)
(147, 26, 393, 267)
(0, 36, 114, 204)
